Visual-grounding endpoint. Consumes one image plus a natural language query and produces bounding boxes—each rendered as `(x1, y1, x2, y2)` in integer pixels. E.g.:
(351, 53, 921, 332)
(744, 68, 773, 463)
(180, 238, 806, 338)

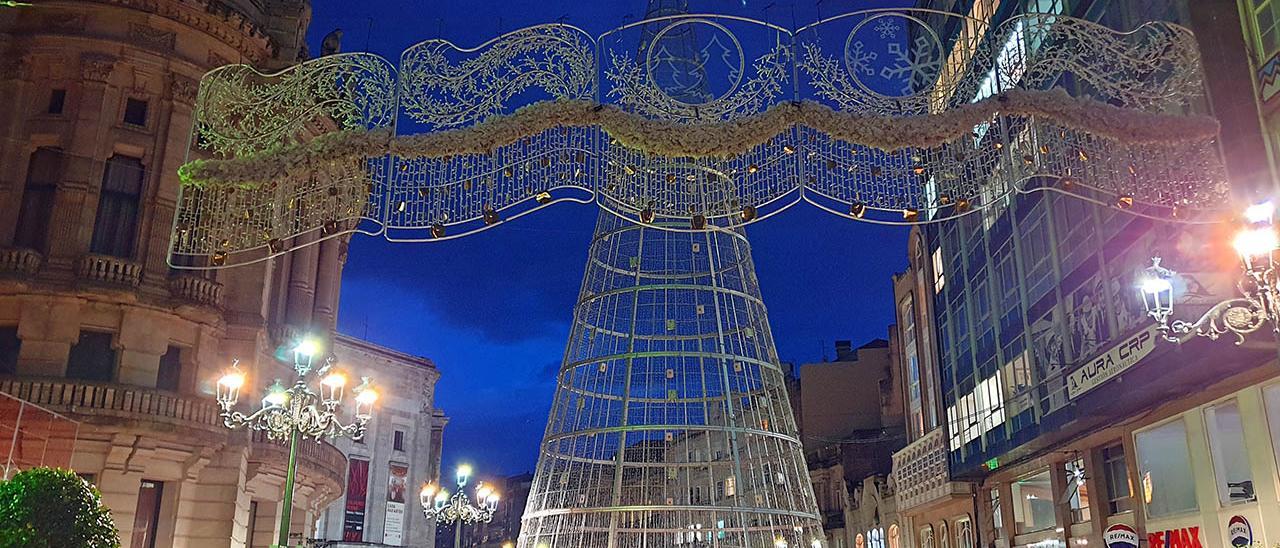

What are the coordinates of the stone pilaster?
(311, 236, 342, 331)
(285, 231, 318, 330)
(15, 296, 81, 376)
(173, 445, 251, 548)
(117, 308, 171, 387)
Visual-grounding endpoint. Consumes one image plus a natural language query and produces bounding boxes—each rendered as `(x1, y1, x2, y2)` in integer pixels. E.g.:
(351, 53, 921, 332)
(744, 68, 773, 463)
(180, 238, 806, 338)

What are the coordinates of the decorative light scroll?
(172, 9, 1227, 268)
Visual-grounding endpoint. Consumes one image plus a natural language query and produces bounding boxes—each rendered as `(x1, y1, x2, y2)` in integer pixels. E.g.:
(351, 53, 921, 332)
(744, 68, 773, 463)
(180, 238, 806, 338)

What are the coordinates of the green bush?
(0, 467, 119, 548)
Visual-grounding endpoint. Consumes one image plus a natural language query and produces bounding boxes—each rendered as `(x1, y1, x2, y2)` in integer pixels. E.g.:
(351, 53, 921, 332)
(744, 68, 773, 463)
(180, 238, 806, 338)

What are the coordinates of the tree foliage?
(0, 467, 120, 548)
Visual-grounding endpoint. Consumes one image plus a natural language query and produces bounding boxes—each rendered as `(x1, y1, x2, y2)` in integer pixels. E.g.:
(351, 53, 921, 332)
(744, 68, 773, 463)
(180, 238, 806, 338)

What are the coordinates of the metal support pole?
(277, 427, 301, 547)
(454, 521, 463, 548)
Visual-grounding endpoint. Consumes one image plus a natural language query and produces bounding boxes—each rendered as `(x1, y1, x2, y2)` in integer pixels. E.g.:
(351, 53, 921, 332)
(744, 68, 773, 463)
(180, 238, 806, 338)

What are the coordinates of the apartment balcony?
(75, 254, 142, 287)
(0, 247, 42, 277)
(169, 274, 225, 308)
(248, 429, 346, 497)
(892, 428, 971, 512)
(0, 377, 223, 433)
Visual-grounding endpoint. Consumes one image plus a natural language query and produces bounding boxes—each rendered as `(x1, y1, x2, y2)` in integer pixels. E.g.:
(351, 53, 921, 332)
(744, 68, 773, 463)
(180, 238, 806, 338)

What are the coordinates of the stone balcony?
(248, 429, 347, 498)
(169, 274, 225, 308)
(75, 254, 143, 287)
(0, 377, 223, 433)
(891, 428, 971, 512)
(0, 247, 42, 277)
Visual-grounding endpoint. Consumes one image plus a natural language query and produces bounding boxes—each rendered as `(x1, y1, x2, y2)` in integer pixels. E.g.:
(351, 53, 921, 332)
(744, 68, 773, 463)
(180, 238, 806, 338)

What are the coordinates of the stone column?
(15, 296, 81, 377)
(284, 231, 319, 330)
(116, 308, 171, 387)
(0, 54, 34, 243)
(172, 444, 252, 548)
(310, 236, 342, 331)
(47, 53, 117, 269)
(142, 73, 199, 279)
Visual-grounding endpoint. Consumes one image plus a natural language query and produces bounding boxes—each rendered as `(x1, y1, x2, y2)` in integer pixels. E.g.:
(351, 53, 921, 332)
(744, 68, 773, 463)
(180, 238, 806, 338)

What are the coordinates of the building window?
(1135, 418, 1198, 518)
(1102, 443, 1133, 514)
(725, 476, 736, 497)
(47, 89, 66, 115)
(90, 155, 144, 258)
(156, 346, 182, 391)
(888, 524, 900, 548)
(920, 526, 934, 548)
(246, 501, 258, 548)
(990, 488, 1003, 533)
(1011, 470, 1055, 534)
(1205, 399, 1256, 504)
(131, 479, 164, 548)
(15, 148, 61, 252)
(1253, 0, 1280, 59)
(66, 331, 115, 382)
(1065, 458, 1090, 523)
(956, 518, 973, 548)
(0, 327, 18, 375)
(123, 98, 148, 126)
(938, 521, 950, 548)
(393, 429, 405, 452)
(900, 294, 924, 438)
(932, 247, 946, 290)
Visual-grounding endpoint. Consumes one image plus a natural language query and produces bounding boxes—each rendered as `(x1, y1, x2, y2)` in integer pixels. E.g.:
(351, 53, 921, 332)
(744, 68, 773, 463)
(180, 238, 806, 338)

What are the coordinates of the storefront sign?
(343, 458, 370, 541)
(1227, 516, 1252, 548)
(1104, 524, 1139, 548)
(1067, 325, 1157, 400)
(1147, 527, 1202, 548)
(383, 463, 409, 545)
(1261, 51, 1280, 110)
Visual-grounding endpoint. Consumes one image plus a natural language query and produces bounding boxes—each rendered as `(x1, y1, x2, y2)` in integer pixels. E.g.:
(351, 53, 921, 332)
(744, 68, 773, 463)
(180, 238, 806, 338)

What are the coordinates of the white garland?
(179, 88, 1219, 188)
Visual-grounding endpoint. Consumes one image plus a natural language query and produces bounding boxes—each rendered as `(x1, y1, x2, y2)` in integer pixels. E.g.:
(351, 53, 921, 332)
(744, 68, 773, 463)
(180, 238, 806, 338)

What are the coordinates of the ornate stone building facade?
(0, 1, 396, 546)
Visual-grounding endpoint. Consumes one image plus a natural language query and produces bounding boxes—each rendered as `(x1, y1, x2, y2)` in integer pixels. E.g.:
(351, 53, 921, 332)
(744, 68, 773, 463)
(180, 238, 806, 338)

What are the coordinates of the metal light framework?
(1141, 202, 1280, 344)
(215, 337, 378, 547)
(421, 464, 500, 548)
(168, 9, 1228, 270)
(519, 209, 823, 548)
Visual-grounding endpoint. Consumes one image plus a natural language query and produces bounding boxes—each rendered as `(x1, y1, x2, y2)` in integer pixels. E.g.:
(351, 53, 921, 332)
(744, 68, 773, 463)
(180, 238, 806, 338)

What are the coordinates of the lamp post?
(1140, 201, 1280, 344)
(421, 464, 500, 548)
(214, 336, 378, 548)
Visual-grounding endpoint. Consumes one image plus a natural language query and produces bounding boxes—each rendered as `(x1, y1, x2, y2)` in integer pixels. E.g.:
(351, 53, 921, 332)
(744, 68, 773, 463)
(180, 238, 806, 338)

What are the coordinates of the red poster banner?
(343, 458, 370, 541)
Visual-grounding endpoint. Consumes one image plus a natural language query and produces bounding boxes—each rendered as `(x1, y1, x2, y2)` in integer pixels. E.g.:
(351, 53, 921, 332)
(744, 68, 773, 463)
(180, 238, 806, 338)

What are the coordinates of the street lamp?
(214, 336, 377, 547)
(1140, 202, 1280, 344)
(421, 464, 500, 548)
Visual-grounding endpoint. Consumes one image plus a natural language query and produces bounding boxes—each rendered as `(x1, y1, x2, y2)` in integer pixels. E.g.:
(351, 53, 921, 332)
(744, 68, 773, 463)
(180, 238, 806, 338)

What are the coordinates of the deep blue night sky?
(308, 0, 911, 479)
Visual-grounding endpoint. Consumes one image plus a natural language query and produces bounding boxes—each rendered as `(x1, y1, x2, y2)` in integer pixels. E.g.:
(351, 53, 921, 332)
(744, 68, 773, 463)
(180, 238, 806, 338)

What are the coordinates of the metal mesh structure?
(519, 207, 820, 548)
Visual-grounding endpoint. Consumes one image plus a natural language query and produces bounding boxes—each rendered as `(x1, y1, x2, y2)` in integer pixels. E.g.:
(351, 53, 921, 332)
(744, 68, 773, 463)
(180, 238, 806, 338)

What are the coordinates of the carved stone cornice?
(78, 0, 274, 65)
(41, 12, 88, 32)
(80, 53, 118, 83)
(169, 72, 199, 105)
(128, 22, 177, 52)
(0, 55, 31, 82)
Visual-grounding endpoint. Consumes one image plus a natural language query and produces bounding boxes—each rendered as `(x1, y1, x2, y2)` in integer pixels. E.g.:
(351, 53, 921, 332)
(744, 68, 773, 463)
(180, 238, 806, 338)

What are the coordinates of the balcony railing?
(0, 247, 42, 276)
(892, 428, 970, 512)
(169, 274, 225, 308)
(75, 254, 142, 287)
(249, 429, 347, 491)
(0, 377, 222, 431)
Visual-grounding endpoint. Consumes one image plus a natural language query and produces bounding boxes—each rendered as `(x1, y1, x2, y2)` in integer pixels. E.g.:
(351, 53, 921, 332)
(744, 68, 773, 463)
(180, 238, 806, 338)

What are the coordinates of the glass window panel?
(1103, 444, 1133, 514)
(1205, 400, 1256, 504)
(1066, 458, 1090, 523)
(90, 155, 144, 258)
(1135, 419, 1198, 518)
(1011, 470, 1055, 533)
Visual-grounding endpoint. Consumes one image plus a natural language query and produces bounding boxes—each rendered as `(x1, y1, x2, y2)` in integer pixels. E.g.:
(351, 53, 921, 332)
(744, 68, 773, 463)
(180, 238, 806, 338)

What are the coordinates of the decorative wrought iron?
(1140, 204, 1280, 345)
(171, 9, 1227, 269)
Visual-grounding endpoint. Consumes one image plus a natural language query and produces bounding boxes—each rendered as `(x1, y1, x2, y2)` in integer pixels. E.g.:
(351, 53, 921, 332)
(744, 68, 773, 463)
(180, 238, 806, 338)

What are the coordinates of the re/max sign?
(1067, 324, 1159, 400)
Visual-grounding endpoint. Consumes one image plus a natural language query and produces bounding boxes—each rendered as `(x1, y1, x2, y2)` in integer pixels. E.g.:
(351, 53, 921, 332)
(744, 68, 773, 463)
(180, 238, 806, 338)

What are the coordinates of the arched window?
(919, 525, 934, 548)
(91, 154, 145, 257)
(888, 524, 900, 548)
(956, 518, 974, 548)
(14, 148, 61, 251)
(938, 521, 950, 548)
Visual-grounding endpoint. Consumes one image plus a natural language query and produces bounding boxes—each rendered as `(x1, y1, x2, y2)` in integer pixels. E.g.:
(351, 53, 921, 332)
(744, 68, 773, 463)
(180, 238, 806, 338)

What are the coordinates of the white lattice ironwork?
(521, 209, 821, 548)
(170, 9, 1226, 269)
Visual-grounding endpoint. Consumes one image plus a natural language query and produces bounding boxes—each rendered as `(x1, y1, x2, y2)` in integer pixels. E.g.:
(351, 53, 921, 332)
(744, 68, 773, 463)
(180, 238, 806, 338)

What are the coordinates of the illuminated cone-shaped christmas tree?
(519, 208, 822, 548)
